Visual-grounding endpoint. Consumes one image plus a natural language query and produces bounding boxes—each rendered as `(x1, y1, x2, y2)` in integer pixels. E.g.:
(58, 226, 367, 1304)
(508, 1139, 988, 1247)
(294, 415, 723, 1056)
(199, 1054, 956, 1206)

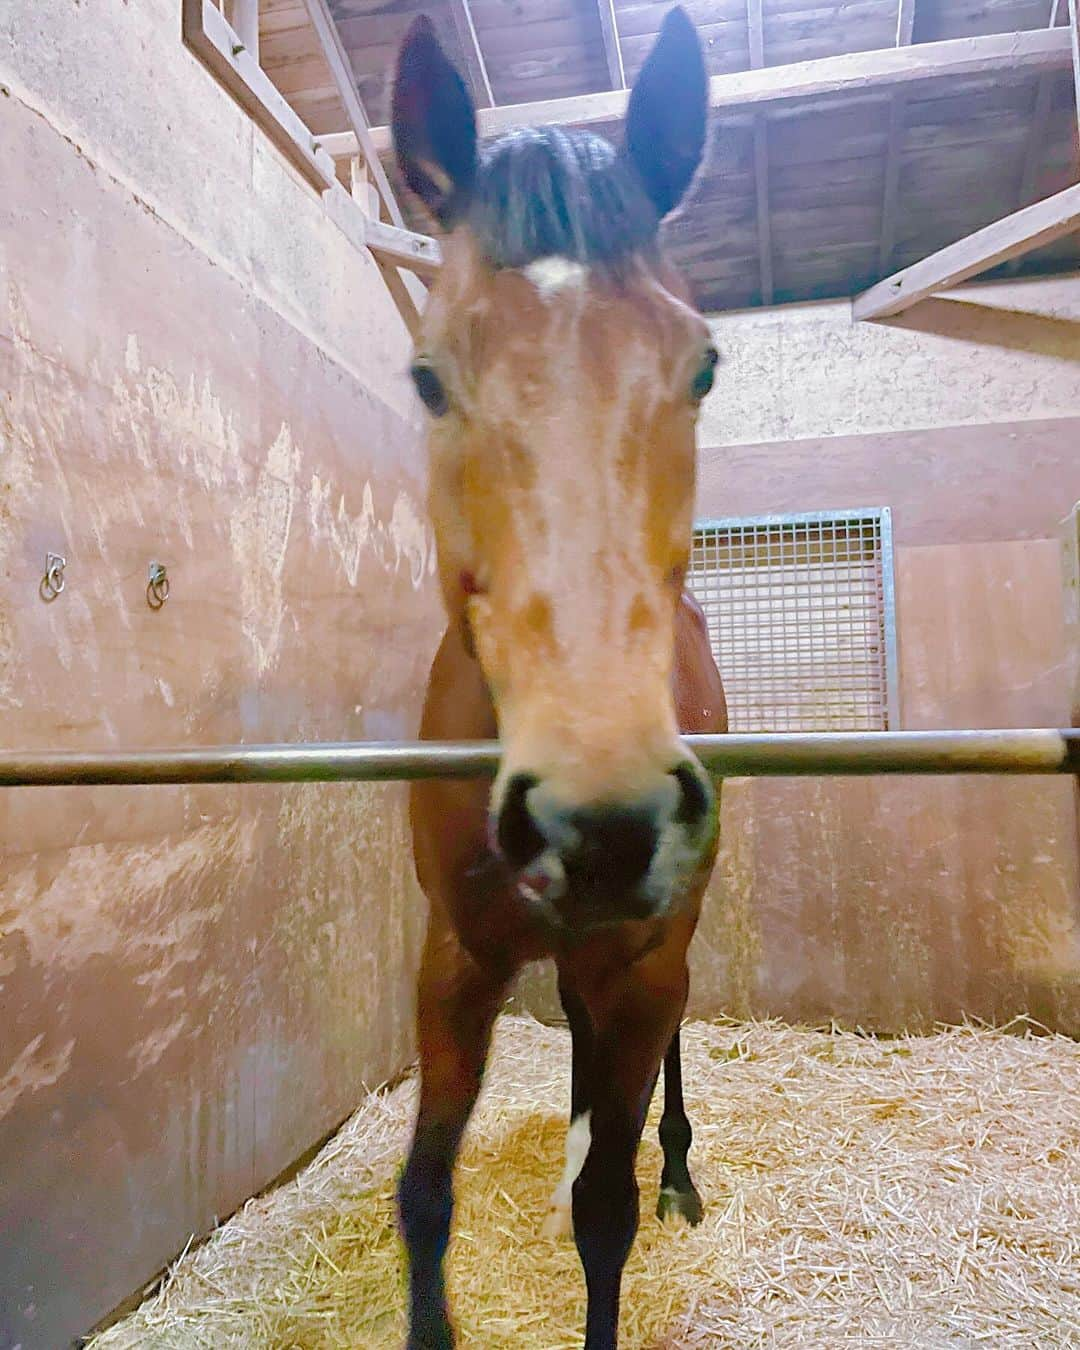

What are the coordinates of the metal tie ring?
(146, 562, 169, 610)
(40, 552, 66, 603)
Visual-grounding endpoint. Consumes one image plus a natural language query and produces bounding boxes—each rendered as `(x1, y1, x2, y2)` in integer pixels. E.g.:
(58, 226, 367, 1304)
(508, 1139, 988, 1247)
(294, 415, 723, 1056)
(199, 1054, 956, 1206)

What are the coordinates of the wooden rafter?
(447, 0, 495, 108)
(184, 0, 335, 190)
(363, 220, 443, 281)
(297, 0, 431, 333)
(226, 0, 259, 59)
(297, 0, 403, 226)
(323, 28, 1075, 159)
(853, 182, 1080, 319)
(895, 0, 915, 47)
(746, 0, 773, 305)
(597, 0, 626, 91)
(184, 0, 439, 323)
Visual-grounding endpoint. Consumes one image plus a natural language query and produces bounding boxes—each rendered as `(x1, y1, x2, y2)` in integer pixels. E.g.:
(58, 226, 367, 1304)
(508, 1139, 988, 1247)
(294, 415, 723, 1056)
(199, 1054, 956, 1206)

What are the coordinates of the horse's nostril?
(671, 760, 713, 829)
(565, 804, 659, 894)
(496, 772, 546, 866)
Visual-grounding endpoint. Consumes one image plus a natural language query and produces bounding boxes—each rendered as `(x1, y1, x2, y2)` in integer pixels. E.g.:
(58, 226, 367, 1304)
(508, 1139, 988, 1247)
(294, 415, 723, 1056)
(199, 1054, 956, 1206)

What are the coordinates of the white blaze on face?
(542, 1110, 591, 1239)
(522, 256, 589, 299)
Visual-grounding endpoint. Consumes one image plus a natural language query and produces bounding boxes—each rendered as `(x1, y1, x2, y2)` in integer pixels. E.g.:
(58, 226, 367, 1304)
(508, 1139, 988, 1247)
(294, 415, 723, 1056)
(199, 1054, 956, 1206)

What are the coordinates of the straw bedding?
(92, 1014, 1080, 1348)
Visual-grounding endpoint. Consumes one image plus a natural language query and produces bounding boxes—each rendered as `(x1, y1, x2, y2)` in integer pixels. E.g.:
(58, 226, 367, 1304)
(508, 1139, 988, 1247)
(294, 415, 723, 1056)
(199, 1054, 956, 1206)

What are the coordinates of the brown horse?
(393, 10, 726, 1347)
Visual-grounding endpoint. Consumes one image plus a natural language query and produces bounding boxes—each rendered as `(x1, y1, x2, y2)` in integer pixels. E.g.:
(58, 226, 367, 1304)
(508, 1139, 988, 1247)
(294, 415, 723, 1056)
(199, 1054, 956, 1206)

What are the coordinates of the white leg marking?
(542, 1110, 591, 1239)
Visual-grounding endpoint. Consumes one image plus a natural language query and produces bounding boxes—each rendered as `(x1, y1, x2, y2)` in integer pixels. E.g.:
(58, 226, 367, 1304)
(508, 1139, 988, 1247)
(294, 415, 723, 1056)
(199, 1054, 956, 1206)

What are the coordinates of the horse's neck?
(673, 592, 728, 736)
(420, 594, 727, 741)
(419, 621, 498, 742)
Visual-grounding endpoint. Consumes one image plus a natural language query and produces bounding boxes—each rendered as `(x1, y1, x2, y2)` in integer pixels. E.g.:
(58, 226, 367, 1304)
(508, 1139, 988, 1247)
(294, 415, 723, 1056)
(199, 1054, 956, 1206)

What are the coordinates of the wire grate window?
(687, 509, 900, 732)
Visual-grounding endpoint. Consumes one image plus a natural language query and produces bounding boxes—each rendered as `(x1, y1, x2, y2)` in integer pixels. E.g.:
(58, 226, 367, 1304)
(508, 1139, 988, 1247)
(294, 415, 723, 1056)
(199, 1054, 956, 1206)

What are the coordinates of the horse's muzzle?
(491, 758, 715, 932)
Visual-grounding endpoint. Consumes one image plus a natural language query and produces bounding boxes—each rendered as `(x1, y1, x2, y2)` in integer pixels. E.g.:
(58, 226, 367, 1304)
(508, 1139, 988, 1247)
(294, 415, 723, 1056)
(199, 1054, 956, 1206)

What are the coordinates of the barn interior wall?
(689, 277, 1080, 1030)
(0, 3, 439, 1347)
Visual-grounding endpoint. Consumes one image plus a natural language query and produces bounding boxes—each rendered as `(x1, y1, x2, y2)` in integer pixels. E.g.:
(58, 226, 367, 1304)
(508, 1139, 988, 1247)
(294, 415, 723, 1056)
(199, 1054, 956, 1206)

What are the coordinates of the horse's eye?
(410, 360, 450, 417)
(690, 346, 719, 403)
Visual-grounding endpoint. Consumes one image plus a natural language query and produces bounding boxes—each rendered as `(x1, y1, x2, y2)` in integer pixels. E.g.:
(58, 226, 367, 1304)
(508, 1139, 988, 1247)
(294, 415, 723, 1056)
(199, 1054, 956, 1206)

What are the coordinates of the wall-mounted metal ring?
(146, 562, 169, 610)
(40, 553, 66, 603)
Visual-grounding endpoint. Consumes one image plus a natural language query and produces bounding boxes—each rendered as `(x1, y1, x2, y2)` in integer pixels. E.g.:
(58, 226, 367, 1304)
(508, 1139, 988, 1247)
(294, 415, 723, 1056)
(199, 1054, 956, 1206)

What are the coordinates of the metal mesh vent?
(688, 509, 899, 732)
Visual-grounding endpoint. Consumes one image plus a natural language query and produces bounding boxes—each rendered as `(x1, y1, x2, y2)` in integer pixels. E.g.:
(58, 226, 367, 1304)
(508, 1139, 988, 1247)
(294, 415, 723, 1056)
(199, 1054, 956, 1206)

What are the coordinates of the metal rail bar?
(1, 731, 1077, 787)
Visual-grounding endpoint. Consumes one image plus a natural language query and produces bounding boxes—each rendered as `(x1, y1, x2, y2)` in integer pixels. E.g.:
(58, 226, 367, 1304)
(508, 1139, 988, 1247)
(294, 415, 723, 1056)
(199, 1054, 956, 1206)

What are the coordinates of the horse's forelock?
(465, 126, 660, 274)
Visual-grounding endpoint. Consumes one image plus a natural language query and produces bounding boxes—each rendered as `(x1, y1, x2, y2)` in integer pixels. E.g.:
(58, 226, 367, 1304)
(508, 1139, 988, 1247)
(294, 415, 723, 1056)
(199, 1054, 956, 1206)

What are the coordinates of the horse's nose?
(494, 758, 714, 924)
(670, 757, 714, 831)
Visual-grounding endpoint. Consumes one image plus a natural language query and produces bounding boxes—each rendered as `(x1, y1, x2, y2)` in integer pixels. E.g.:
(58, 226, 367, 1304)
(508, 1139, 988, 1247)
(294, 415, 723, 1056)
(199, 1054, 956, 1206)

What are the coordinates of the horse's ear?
(624, 6, 707, 219)
(391, 16, 478, 228)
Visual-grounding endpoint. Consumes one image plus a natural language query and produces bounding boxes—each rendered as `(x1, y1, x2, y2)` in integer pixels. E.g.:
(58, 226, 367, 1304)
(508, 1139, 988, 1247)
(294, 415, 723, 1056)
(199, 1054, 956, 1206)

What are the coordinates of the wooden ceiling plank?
(1070, 0, 1080, 146)
(853, 181, 1080, 318)
(447, 0, 495, 108)
(1017, 77, 1057, 199)
(1006, 0, 1073, 271)
(752, 120, 773, 303)
(877, 0, 913, 275)
(597, 0, 627, 89)
(746, 0, 773, 304)
(336, 28, 1075, 157)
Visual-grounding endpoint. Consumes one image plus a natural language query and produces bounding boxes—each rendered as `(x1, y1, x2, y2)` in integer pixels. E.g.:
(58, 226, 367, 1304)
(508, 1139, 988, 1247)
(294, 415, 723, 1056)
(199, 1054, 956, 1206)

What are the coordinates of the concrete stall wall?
(688, 280, 1080, 1030)
(0, 3, 439, 1346)
(514, 278, 1080, 1031)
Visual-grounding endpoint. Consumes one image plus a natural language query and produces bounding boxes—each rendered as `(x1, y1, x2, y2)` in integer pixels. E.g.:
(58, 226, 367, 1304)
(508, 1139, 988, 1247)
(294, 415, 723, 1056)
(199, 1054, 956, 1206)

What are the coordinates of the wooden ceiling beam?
(853, 182, 1080, 319)
(327, 28, 1074, 158)
(895, 0, 915, 47)
(597, 0, 627, 90)
(447, 0, 495, 108)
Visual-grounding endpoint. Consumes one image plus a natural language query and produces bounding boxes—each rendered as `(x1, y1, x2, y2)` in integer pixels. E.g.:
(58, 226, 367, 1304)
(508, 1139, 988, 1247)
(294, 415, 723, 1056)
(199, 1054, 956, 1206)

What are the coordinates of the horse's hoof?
(656, 1184, 703, 1227)
(541, 1200, 573, 1239)
(407, 1324, 454, 1350)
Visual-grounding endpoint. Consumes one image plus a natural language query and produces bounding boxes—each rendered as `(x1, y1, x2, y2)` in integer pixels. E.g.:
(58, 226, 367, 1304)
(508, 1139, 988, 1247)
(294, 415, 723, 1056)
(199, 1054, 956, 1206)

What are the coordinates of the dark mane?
(466, 126, 660, 273)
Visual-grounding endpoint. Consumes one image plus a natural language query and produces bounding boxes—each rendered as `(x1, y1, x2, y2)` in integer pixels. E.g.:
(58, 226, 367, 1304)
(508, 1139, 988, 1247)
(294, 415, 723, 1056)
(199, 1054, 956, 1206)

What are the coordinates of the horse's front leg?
(543, 977, 596, 1239)
(571, 962, 689, 1350)
(398, 922, 509, 1350)
(657, 1026, 703, 1226)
